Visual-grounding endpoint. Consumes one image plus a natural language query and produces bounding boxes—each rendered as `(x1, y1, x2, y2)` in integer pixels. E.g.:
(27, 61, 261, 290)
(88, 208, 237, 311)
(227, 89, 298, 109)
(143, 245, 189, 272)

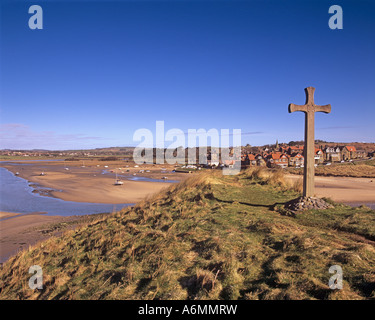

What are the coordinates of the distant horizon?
(1, 140, 374, 153)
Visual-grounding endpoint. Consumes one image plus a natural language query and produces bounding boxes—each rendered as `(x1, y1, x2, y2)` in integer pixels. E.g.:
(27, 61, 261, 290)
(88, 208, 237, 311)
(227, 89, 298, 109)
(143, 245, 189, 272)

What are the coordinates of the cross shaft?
(288, 87, 331, 197)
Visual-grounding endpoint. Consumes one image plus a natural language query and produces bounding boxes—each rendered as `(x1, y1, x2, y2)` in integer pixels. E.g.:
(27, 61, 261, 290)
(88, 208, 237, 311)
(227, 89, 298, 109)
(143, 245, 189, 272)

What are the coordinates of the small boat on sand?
(114, 172, 123, 185)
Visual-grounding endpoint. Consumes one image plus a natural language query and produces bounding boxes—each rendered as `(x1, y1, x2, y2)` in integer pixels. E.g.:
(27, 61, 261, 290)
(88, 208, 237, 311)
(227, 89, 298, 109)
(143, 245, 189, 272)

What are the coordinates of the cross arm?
(314, 104, 331, 114)
(289, 103, 307, 113)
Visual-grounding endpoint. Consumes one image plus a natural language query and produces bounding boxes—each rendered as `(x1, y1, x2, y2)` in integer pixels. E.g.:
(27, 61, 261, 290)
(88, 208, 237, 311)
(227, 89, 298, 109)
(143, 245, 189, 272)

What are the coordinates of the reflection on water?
(123, 175, 179, 183)
(101, 170, 179, 183)
(0, 167, 132, 217)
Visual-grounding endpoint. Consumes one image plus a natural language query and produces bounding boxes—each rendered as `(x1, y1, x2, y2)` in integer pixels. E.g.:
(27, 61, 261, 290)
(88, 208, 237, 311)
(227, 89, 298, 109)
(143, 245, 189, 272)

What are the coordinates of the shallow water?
(120, 174, 179, 183)
(0, 167, 132, 217)
(101, 169, 179, 183)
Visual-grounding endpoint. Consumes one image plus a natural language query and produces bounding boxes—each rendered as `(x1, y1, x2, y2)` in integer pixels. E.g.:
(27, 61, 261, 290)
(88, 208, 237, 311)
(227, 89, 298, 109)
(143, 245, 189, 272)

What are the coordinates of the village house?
(288, 152, 304, 167)
(248, 154, 257, 166)
(341, 146, 356, 160)
(224, 159, 241, 169)
(241, 154, 250, 167)
(265, 153, 289, 168)
(255, 154, 266, 166)
(314, 148, 324, 164)
(323, 146, 341, 162)
(241, 154, 257, 167)
(356, 149, 366, 159)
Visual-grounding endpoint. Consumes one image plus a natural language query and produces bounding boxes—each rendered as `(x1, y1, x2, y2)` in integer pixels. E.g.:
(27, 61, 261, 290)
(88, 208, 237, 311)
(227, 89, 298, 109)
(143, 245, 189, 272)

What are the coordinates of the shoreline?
(2, 161, 374, 206)
(1, 160, 188, 204)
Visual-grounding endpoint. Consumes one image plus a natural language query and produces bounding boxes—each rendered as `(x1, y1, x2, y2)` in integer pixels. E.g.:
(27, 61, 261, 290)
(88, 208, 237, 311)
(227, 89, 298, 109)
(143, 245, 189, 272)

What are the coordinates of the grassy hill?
(1, 169, 375, 300)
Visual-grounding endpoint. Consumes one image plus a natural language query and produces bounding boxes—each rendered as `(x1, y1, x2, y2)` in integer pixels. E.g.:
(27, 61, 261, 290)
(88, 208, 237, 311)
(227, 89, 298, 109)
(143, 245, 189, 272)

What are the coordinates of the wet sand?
(1, 160, 190, 204)
(0, 211, 88, 263)
(286, 174, 375, 204)
(0, 212, 22, 219)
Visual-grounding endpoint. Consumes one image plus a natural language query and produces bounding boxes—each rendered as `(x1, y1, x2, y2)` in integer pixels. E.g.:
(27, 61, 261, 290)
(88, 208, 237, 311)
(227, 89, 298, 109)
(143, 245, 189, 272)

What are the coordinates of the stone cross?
(289, 87, 331, 197)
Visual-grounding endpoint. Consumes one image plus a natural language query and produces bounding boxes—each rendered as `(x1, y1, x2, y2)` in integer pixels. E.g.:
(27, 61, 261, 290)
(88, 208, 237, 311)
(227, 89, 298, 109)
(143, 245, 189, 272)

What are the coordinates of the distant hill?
(1, 142, 374, 153)
(1, 169, 374, 300)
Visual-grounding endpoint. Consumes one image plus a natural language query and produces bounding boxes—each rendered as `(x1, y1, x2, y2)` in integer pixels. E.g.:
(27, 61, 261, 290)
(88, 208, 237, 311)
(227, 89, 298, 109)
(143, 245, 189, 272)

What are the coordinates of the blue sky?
(1, 0, 374, 150)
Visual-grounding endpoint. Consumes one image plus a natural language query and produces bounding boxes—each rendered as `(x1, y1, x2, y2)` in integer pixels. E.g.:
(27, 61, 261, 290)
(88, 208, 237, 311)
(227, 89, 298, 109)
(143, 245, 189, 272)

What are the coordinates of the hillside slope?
(1, 169, 375, 300)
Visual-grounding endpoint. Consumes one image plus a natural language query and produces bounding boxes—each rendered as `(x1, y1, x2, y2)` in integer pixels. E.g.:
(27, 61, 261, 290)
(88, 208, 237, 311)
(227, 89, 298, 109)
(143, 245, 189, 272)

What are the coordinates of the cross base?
(283, 196, 334, 214)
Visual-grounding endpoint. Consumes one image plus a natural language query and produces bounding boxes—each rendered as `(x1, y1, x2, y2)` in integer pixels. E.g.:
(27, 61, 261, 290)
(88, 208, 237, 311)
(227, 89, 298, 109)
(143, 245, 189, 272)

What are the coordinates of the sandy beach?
(1, 160, 190, 204)
(0, 211, 92, 263)
(286, 174, 375, 204)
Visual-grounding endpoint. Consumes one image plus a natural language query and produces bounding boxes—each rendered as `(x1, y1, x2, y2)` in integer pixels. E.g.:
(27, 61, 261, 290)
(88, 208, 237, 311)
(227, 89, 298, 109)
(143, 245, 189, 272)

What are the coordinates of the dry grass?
(289, 163, 375, 178)
(242, 167, 302, 192)
(0, 169, 374, 300)
(315, 164, 375, 178)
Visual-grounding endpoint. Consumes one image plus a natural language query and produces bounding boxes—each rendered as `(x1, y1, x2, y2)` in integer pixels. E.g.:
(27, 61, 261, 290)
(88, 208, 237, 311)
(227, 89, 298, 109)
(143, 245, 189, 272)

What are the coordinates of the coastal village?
(1, 142, 374, 170)
(236, 141, 373, 169)
(193, 141, 374, 170)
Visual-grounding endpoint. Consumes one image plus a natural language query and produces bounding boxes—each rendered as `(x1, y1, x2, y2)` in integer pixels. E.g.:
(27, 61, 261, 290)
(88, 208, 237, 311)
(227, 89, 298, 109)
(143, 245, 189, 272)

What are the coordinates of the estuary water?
(0, 167, 132, 217)
(1, 162, 373, 217)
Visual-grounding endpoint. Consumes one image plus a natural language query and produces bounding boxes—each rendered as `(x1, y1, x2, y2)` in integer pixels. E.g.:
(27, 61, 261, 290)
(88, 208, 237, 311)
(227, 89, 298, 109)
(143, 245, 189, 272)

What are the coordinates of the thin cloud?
(317, 126, 357, 130)
(0, 123, 104, 149)
(239, 131, 264, 136)
(166, 130, 264, 136)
